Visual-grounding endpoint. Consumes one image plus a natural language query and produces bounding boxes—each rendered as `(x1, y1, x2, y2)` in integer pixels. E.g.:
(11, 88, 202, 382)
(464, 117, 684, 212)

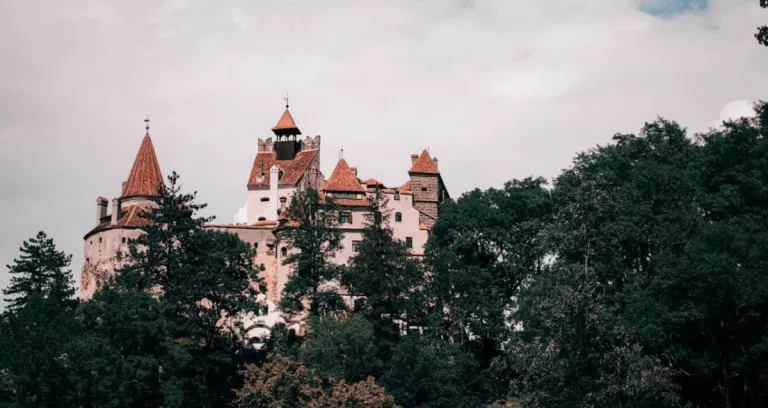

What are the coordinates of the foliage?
(341, 194, 424, 361)
(300, 315, 382, 383)
(758, 0, 767, 46)
(235, 354, 397, 408)
(3, 231, 76, 312)
(277, 188, 344, 317)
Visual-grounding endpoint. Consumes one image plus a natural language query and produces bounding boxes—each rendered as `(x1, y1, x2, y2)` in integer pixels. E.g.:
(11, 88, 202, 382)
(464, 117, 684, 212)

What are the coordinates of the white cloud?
(234, 201, 248, 224)
(717, 99, 755, 124)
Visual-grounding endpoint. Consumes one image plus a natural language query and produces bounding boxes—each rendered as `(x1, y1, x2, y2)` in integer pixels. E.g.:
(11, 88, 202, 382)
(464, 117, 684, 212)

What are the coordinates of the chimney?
(411, 154, 419, 164)
(111, 198, 120, 224)
(433, 157, 439, 170)
(96, 197, 108, 221)
(350, 167, 357, 177)
(121, 181, 127, 195)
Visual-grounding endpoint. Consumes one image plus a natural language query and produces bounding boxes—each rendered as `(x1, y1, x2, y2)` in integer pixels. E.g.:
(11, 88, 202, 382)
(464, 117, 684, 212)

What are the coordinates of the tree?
(235, 354, 397, 408)
(341, 194, 423, 360)
(511, 264, 680, 408)
(425, 178, 553, 355)
(108, 171, 264, 407)
(380, 335, 487, 408)
(3, 231, 75, 312)
(276, 188, 344, 317)
(757, 0, 767, 46)
(300, 315, 381, 384)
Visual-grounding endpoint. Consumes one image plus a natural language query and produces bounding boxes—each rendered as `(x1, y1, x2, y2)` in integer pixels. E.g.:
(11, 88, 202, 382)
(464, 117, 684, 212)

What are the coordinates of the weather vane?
(284, 93, 289, 108)
(144, 114, 150, 132)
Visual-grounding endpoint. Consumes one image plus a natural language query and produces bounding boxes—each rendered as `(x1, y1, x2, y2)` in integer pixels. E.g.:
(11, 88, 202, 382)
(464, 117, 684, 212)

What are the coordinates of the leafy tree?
(425, 178, 553, 356)
(511, 264, 680, 408)
(380, 335, 487, 408)
(235, 354, 397, 408)
(300, 315, 381, 383)
(341, 194, 423, 360)
(3, 231, 76, 312)
(262, 322, 303, 359)
(277, 188, 344, 317)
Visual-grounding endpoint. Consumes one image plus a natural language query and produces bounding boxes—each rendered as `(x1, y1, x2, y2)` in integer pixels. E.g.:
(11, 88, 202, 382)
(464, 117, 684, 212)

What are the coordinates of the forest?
(2, 101, 768, 407)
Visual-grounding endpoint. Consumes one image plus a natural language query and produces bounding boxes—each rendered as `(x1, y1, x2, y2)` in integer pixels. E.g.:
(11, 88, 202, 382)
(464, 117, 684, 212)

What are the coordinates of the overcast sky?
(1, 0, 766, 299)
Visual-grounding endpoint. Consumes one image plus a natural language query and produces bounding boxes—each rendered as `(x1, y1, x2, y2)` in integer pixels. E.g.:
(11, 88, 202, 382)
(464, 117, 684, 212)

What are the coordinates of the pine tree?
(276, 188, 344, 317)
(3, 231, 75, 311)
(341, 194, 423, 359)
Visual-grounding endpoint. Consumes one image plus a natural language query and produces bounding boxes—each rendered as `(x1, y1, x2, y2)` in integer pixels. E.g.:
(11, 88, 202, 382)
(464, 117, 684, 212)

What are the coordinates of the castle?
(82, 104, 449, 334)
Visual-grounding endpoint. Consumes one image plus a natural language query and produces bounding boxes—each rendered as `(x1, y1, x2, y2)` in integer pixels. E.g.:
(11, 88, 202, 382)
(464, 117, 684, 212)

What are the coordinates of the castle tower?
(81, 125, 164, 300)
(246, 102, 321, 223)
(408, 150, 446, 229)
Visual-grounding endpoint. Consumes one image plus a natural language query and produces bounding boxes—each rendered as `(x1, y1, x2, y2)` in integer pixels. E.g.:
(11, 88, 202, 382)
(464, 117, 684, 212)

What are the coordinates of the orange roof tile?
(398, 181, 412, 191)
(363, 178, 381, 186)
(247, 150, 318, 188)
(83, 204, 153, 239)
(122, 133, 164, 198)
(408, 150, 439, 174)
(322, 159, 364, 193)
(272, 108, 300, 134)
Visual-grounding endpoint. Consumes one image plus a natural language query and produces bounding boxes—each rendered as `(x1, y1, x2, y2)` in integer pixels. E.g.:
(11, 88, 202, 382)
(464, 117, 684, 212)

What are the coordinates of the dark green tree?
(276, 188, 344, 317)
(341, 194, 423, 361)
(425, 178, 553, 356)
(3, 231, 76, 311)
(106, 171, 264, 407)
(300, 315, 381, 384)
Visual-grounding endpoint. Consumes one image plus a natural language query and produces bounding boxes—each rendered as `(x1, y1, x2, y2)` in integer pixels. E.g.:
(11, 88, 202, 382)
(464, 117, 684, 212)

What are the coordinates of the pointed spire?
(272, 96, 301, 136)
(409, 149, 440, 174)
(322, 158, 364, 193)
(121, 127, 164, 198)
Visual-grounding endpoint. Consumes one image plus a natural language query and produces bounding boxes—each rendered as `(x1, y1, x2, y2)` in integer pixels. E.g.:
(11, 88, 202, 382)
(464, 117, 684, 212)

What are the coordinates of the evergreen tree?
(757, 0, 767, 46)
(276, 188, 344, 317)
(3, 231, 75, 311)
(341, 194, 423, 360)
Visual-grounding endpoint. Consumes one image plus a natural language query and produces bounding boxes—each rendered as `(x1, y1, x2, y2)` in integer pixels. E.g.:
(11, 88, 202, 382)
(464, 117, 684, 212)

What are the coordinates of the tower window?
(395, 212, 403, 222)
(260, 197, 270, 202)
(421, 187, 428, 192)
(405, 237, 413, 248)
(280, 247, 288, 258)
(339, 211, 351, 224)
(99, 237, 102, 243)
(121, 237, 126, 243)
(394, 192, 400, 200)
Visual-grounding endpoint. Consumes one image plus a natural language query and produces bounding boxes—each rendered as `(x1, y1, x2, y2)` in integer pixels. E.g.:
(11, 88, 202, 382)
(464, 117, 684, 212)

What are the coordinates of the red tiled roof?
(122, 133, 164, 198)
(322, 159, 364, 193)
(398, 181, 412, 192)
(247, 150, 318, 188)
(205, 220, 278, 230)
(83, 204, 153, 239)
(272, 108, 299, 132)
(408, 150, 439, 174)
(363, 178, 381, 186)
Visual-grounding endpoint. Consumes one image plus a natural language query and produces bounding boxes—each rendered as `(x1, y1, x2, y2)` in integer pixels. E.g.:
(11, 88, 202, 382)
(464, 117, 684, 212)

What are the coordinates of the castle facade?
(82, 105, 448, 334)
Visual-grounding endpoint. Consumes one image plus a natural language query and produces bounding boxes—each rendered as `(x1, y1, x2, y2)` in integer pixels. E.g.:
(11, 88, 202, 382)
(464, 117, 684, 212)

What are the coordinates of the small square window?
(394, 192, 401, 200)
(405, 237, 413, 248)
(339, 211, 350, 224)
(395, 212, 403, 222)
(352, 240, 361, 250)
(421, 187, 428, 192)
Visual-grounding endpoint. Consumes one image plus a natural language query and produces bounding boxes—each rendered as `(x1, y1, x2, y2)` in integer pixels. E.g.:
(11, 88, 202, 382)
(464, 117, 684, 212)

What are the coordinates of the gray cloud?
(1, 0, 767, 299)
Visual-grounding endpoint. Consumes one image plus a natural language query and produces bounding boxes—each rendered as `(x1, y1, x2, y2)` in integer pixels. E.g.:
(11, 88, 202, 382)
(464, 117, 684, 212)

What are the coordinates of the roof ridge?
(322, 158, 364, 193)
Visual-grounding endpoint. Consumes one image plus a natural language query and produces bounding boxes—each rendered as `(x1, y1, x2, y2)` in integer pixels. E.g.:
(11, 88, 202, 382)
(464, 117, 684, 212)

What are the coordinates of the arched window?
(395, 212, 403, 222)
(281, 247, 288, 258)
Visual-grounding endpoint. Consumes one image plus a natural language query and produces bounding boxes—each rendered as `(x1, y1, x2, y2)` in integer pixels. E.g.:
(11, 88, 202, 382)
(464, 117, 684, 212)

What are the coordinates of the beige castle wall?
(81, 228, 143, 300)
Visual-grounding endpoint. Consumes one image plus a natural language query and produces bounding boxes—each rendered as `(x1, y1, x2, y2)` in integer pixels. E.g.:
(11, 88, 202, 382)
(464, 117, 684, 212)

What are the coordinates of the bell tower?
(272, 97, 302, 160)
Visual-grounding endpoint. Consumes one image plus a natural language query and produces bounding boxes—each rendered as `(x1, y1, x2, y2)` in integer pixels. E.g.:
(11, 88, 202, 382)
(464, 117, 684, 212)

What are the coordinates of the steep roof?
(408, 150, 439, 174)
(272, 107, 301, 135)
(122, 133, 163, 198)
(247, 150, 318, 188)
(83, 205, 153, 239)
(322, 159, 364, 193)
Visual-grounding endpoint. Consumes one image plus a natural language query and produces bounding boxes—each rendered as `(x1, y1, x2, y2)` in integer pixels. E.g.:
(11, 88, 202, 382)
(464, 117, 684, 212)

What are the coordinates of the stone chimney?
(111, 198, 120, 224)
(411, 154, 419, 164)
(350, 167, 357, 177)
(97, 197, 108, 221)
(433, 157, 439, 170)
